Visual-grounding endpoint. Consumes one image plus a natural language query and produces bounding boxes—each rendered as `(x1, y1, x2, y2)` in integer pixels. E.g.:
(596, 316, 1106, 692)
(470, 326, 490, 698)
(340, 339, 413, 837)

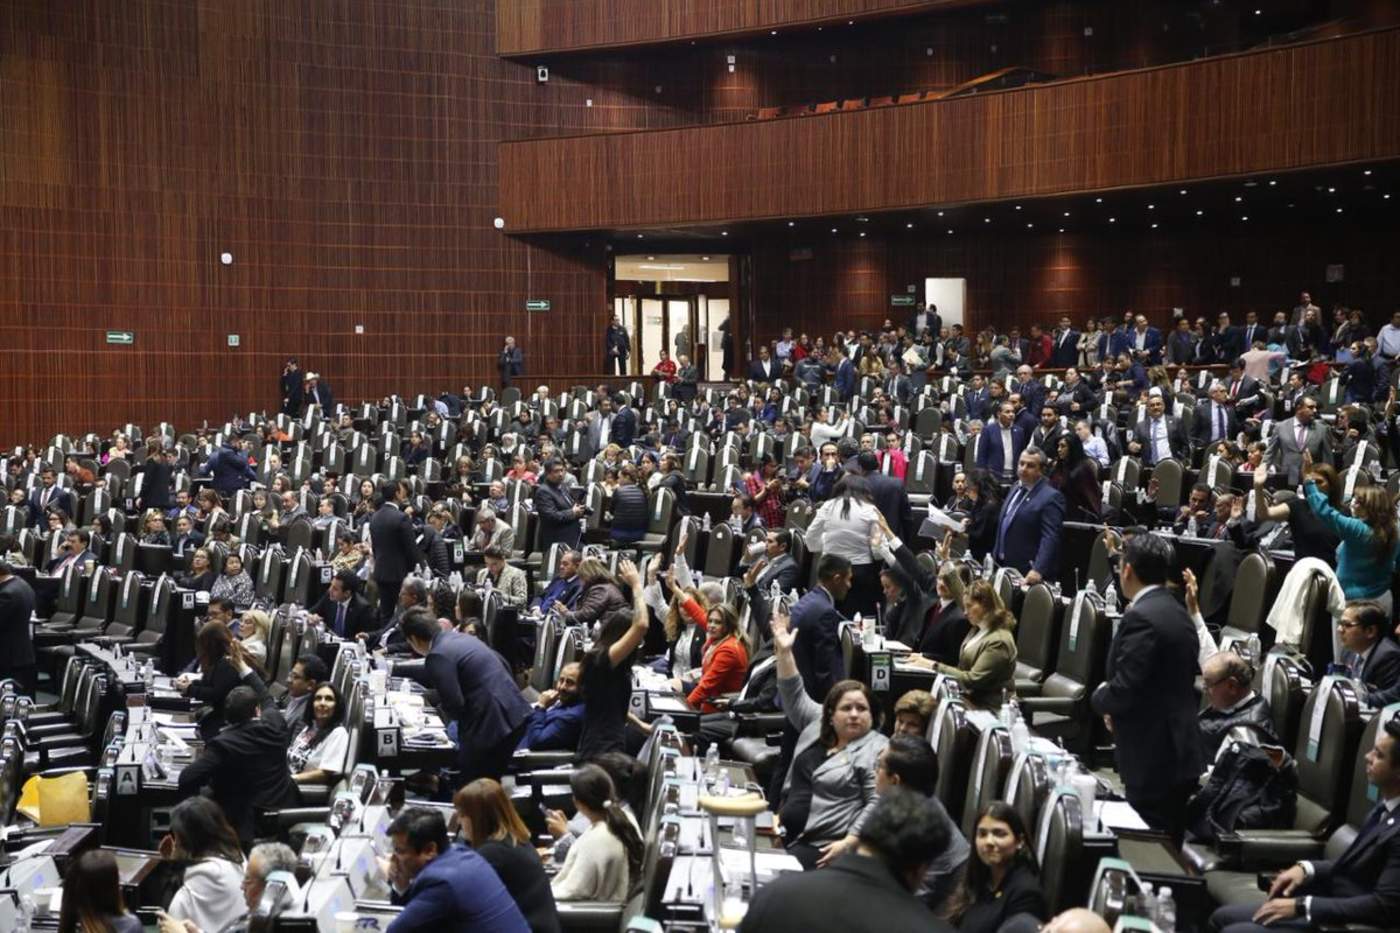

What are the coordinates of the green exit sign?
(524, 298, 551, 311)
(890, 295, 915, 307)
(106, 331, 135, 345)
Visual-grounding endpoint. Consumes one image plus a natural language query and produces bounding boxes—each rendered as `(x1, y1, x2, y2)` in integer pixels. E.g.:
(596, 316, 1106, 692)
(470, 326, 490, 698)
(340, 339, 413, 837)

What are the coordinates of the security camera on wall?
(537, 65, 548, 83)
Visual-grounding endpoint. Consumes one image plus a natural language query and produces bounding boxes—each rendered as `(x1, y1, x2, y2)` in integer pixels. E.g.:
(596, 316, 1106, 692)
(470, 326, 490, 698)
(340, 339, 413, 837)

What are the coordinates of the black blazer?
(1091, 587, 1204, 800)
(28, 486, 74, 526)
(956, 862, 1048, 933)
(140, 458, 173, 509)
(0, 575, 37, 671)
(175, 568, 217, 592)
(311, 592, 376, 639)
(920, 600, 972, 668)
(1361, 638, 1400, 696)
(188, 658, 263, 741)
(424, 630, 532, 761)
(867, 472, 915, 541)
(177, 706, 301, 845)
(533, 481, 582, 551)
(476, 838, 561, 933)
(740, 852, 956, 933)
(1305, 803, 1400, 927)
(369, 503, 419, 584)
(788, 586, 844, 702)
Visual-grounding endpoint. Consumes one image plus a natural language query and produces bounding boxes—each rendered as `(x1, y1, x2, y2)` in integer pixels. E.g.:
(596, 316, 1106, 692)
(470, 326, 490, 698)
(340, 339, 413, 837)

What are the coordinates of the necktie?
(1215, 405, 1225, 441)
(335, 601, 347, 637)
(1297, 422, 1307, 451)
(995, 487, 1027, 562)
(1151, 420, 1163, 464)
(41, 487, 51, 508)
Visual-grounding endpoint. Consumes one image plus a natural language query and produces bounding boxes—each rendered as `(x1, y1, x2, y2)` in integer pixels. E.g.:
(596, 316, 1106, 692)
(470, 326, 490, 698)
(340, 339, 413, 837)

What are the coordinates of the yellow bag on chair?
(16, 771, 91, 826)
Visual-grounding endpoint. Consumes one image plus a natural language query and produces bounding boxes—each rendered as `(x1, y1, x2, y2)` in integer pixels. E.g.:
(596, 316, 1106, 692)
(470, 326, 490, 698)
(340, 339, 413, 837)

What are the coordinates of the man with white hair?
(1191, 381, 1241, 448)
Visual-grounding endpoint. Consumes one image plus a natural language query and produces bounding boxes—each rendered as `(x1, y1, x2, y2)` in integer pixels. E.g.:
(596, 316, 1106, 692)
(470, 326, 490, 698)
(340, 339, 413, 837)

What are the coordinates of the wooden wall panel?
(499, 28, 1400, 232)
(750, 223, 1400, 347)
(0, 0, 652, 449)
(498, 0, 991, 57)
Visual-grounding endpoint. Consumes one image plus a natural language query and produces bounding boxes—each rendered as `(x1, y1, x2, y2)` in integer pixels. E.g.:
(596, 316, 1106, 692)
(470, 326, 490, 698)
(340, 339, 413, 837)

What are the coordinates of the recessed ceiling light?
(636, 234, 644, 238)
(1179, 189, 1188, 195)
(984, 217, 991, 223)
(770, 29, 777, 35)
(937, 211, 945, 217)
(647, 256, 655, 261)
(1269, 180, 1277, 186)
(906, 223, 914, 229)
(856, 216, 869, 223)
(1150, 222, 1158, 228)
(1108, 217, 1116, 223)
(1364, 170, 1373, 176)
(1240, 216, 1248, 221)
(1063, 211, 1071, 217)
(859, 231, 866, 237)
(1026, 223, 1033, 228)
(721, 231, 728, 236)
(831, 228, 838, 233)
(1095, 197, 1103, 203)
(1336, 207, 1344, 213)
(1058, 227, 1064, 233)
(1195, 210, 1204, 216)
(1234, 196, 1243, 202)
(701, 256, 710, 261)
(1255, 9, 1262, 15)
(787, 221, 795, 227)
(1328, 187, 1336, 193)
(1014, 205, 1022, 211)
(1147, 204, 1155, 210)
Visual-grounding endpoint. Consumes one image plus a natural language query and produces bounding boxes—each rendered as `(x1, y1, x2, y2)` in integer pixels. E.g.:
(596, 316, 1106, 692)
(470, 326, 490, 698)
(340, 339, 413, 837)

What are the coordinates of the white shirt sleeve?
(306, 725, 350, 775)
(1192, 609, 1218, 671)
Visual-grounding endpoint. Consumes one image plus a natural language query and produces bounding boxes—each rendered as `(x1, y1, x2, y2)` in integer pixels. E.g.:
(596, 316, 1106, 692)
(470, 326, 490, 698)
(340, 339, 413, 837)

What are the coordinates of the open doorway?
(613, 255, 734, 380)
(925, 277, 967, 329)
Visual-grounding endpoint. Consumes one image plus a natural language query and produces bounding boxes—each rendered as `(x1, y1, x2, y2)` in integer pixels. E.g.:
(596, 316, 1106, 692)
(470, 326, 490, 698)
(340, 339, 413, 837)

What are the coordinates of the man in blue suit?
(27, 467, 74, 526)
(610, 395, 638, 448)
(517, 662, 586, 752)
(1128, 314, 1163, 366)
(386, 808, 529, 933)
(1051, 316, 1080, 368)
(963, 374, 991, 422)
(788, 554, 850, 702)
(832, 349, 856, 402)
(975, 402, 1029, 483)
(992, 448, 1066, 584)
(1098, 318, 1131, 362)
(533, 548, 583, 613)
(402, 608, 531, 782)
(201, 440, 256, 495)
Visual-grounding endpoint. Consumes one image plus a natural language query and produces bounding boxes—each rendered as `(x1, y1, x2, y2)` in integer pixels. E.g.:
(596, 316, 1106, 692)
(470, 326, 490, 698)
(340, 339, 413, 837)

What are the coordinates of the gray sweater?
(778, 672, 887, 845)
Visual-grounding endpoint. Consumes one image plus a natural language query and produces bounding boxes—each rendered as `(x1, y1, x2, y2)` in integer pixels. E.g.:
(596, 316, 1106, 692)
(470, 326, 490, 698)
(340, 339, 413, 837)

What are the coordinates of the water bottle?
(1011, 705, 1031, 754)
(1084, 579, 1098, 600)
(1138, 884, 1155, 922)
(1103, 582, 1117, 610)
(1155, 886, 1177, 932)
(704, 743, 721, 789)
(999, 689, 1015, 730)
(982, 553, 994, 577)
(1186, 515, 1198, 537)
(701, 512, 712, 532)
(1245, 633, 1262, 666)
(143, 660, 155, 690)
(17, 894, 34, 933)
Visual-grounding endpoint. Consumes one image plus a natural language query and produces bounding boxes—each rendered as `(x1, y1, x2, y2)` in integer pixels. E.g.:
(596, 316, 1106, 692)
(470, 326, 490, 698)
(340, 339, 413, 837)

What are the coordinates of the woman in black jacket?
(454, 778, 561, 933)
(1050, 433, 1102, 522)
(174, 547, 219, 592)
(964, 469, 1003, 561)
(954, 802, 1049, 933)
(608, 464, 649, 545)
(139, 439, 173, 511)
(178, 620, 266, 741)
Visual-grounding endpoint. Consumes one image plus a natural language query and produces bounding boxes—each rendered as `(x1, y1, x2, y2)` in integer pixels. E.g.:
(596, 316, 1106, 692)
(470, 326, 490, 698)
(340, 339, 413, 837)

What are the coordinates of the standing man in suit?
(583, 396, 614, 459)
(1051, 316, 1080, 368)
(832, 349, 856, 402)
(964, 375, 991, 422)
(788, 554, 850, 702)
(309, 570, 375, 639)
(1191, 381, 1241, 449)
(1213, 312, 1242, 364)
(605, 316, 630, 376)
(1030, 404, 1065, 459)
(909, 302, 941, 339)
(1092, 534, 1203, 842)
(1098, 318, 1131, 362)
(1128, 314, 1163, 366)
(1127, 394, 1188, 465)
(1209, 716, 1400, 932)
(976, 402, 1028, 483)
(402, 608, 532, 782)
(1239, 311, 1264, 355)
(280, 358, 302, 415)
(534, 458, 584, 553)
(749, 344, 780, 383)
(497, 336, 524, 388)
(992, 448, 1066, 585)
(0, 560, 37, 696)
(610, 395, 638, 449)
(201, 439, 256, 496)
(1167, 317, 1197, 365)
(1013, 365, 1046, 416)
(27, 467, 73, 527)
(1266, 395, 1332, 483)
(369, 482, 419, 620)
(858, 452, 914, 541)
(178, 686, 301, 846)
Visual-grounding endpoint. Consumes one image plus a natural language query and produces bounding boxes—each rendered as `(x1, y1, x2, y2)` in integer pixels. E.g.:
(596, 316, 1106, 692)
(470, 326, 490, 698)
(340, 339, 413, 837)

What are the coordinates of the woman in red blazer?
(685, 604, 750, 713)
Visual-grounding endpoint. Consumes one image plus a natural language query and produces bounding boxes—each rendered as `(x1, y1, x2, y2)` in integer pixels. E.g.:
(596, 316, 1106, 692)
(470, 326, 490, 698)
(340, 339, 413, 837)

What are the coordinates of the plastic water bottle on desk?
(982, 553, 994, 577)
(1186, 515, 1198, 537)
(701, 512, 712, 533)
(1155, 886, 1177, 932)
(1010, 701, 1031, 754)
(1103, 582, 1117, 611)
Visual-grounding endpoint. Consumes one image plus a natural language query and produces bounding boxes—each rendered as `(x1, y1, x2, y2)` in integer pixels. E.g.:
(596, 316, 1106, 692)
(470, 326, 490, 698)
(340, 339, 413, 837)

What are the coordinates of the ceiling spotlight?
(1150, 222, 1158, 229)
(1328, 187, 1336, 193)
(984, 217, 991, 223)
(1255, 8, 1262, 14)
(1063, 211, 1071, 217)
(721, 231, 729, 236)
(937, 211, 945, 217)
(701, 256, 711, 260)
(1095, 197, 1103, 203)
(1234, 196, 1243, 202)
(1014, 205, 1022, 211)
(636, 234, 644, 238)
(906, 223, 914, 229)
(1026, 223, 1033, 228)
(1364, 170, 1373, 176)
(1147, 204, 1155, 210)
(831, 228, 838, 233)
(1058, 228, 1064, 233)
(1195, 210, 1204, 216)
(947, 229, 954, 234)
(1269, 180, 1277, 186)
(1108, 217, 1116, 223)
(859, 231, 867, 237)
(1240, 216, 1248, 221)
(1179, 189, 1188, 195)
(647, 256, 655, 261)
(787, 221, 795, 227)
(770, 29, 777, 35)
(1336, 207, 1344, 213)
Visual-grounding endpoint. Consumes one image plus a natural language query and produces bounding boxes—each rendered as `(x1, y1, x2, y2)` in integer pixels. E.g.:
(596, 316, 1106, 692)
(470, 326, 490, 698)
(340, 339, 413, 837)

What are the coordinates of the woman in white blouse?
(804, 474, 883, 616)
(550, 764, 643, 903)
(287, 683, 350, 785)
(156, 797, 245, 933)
(237, 608, 272, 668)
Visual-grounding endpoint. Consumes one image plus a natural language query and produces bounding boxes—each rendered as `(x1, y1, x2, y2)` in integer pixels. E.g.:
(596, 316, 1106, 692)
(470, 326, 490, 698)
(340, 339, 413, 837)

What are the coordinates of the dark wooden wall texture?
(499, 28, 1400, 232)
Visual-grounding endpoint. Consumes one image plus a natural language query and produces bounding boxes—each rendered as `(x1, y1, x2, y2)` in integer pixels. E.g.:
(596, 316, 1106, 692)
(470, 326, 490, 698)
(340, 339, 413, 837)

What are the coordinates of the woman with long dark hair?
(287, 682, 349, 785)
(159, 797, 245, 933)
(1050, 432, 1101, 522)
(179, 619, 266, 740)
(576, 560, 649, 761)
(550, 764, 644, 903)
(953, 802, 1048, 933)
(1252, 459, 1341, 567)
(455, 778, 561, 933)
(58, 849, 142, 933)
(771, 608, 888, 870)
(805, 473, 883, 615)
(963, 468, 1004, 561)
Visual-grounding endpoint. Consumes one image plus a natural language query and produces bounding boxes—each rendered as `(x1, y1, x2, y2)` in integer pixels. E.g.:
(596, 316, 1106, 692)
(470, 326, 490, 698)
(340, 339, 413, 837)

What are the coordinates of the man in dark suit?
(964, 375, 991, 423)
(1092, 534, 1203, 841)
(1213, 313, 1242, 363)
(46, 529, 97, 575)
(787, 554, 850, 702)
(171, 516, 206, 560)
(605, 316, 630, 375)
(1128, 314, 1163, 366)
(533, 548, 583, 613)
(1012, 365, 1046, 415)
(1338, 601, 1400, 702)
(303, 372, 334, 413)
(1239, 311, 1265, 356)
(27, 467, 74, 526)
(402, 608, 531, 782)
(279, 358, 302, 415)
(908, 302, 941, 339)
(178, 686, 301, 846)
(0, 561, 37, 696)
(975, 402, 1028, 482)
(610, 396, 638, 449)
(831, 349, 856, 401)
(882, 359, 911, 406)
(534, 458, 583, 553)
(742, 529, 803, 640)
(739, 789, 957, 933)
(1209, 716, 1400, 932)
(497, 336, 524, 388)
(992, 448, 1066, 585)
(1029, 405, 1064, 459)
(310, 570, 375, 639)
(749, 344, 780, 382)
(369, 482, 419, 620)
(858, 452, 914, 541)
(1167, 317, 1197, 365)
(1191, 381, 1241, 449)
(386, 808, 530, 931)
(1199, 652, 1277, 761)
(201, 440, 256, 495)
(1127, 394, 1188, 465)
(1051, 316, 1080, 368)
(1098, 318, 1131, 362)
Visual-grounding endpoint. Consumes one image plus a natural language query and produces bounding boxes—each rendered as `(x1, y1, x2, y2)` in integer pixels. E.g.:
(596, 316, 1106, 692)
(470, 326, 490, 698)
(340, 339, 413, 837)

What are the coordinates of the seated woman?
(158, 797, 246, 933)
(607, 465, 649, 545)
(178, 620, 266, 740)
(175, 547, 218, 591)
(140, 510, 172, 546)
(550, 764, 644, 903)
(932, 579, 1017, 711)
(555, 558, 628, 628)
(873, 519, 970, 667)
(58, 849, 143, 933)
(677, 604, 749, 713)
(210, 551, 255, 609)
(401, 430, 432, 467)
(238, 608, 272, 667)
(329, 532, 366, 575)
(287, 683, 350, 785)
(954, 802, 1048, 933)
(454, 778, 561, 933)
(892, 689, 936, 738)
(1238, 441, 1267, 473)
(507, 453, 538, 485)
(771, 609, 887, 870)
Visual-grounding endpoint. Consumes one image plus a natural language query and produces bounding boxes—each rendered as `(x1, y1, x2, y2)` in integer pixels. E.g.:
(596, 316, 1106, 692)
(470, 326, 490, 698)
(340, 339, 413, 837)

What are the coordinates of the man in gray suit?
(1266, 395, 1332, 483)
